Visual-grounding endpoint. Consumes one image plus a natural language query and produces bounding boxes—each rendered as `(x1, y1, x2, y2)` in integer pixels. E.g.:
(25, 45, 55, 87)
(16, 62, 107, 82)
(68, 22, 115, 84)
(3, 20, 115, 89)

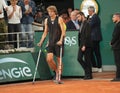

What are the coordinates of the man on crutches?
(37, 5, 66, 84)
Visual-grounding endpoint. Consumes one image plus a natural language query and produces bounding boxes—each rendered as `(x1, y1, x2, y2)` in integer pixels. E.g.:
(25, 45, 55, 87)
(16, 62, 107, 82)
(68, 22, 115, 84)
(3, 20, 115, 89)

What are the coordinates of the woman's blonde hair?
(47, 5, 58, 15)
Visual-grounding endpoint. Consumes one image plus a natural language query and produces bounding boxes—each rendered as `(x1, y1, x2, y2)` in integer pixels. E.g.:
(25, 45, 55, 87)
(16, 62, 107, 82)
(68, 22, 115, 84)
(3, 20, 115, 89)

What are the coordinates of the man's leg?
(113, 50, 120, 79)
(8, 24, 15, 48)
(84, 48, 92, 79)
(0, 19, 7, 49)
(46, 53, 57, 76)
(91, 41, 97, 68)
(111, 50, 120, 81)
(94, 41, 102, 68)
(26, 24, 34, 48)
(77, 48, 86, 71)
(20, 24, 26, 47)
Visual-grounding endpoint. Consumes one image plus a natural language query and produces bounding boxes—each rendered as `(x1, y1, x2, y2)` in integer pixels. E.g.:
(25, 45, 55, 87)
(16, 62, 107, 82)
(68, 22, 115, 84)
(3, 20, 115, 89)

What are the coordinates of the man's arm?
(2, 0, 8, 9)
(111, 24, 120, 45)
(0, 0, 8, 14)
(57, 17, 66, 45)
(89, 14, 100, 28)
(28, 0, 36, 16)
(7, 6, 16, 19)
(37, 18, 48, 47)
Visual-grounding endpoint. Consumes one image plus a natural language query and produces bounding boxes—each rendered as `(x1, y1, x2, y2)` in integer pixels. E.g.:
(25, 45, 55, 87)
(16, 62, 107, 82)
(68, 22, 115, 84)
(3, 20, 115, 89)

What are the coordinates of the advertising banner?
(63, 31, 84, 76)
(0, 52, 40, 83)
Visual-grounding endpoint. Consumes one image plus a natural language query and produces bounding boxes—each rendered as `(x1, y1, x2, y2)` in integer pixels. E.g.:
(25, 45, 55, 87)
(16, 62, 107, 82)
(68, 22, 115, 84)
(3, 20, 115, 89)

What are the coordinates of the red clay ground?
(0, 71, 120, 93)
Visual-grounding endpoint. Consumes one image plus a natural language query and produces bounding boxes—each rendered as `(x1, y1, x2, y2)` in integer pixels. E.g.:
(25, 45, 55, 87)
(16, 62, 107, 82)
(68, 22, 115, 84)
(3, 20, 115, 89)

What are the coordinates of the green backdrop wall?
(74, 0, 120, 65)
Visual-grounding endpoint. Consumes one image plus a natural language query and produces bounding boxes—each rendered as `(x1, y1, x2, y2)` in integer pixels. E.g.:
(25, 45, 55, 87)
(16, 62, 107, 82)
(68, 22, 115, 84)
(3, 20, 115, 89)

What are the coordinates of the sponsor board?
(0, 52, 40, 83)
(62, 31, 84, 76)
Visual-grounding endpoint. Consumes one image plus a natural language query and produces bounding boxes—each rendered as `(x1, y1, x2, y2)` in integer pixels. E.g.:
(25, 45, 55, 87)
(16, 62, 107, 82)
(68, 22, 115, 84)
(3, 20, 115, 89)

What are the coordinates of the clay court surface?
(0, 72, 120, 93)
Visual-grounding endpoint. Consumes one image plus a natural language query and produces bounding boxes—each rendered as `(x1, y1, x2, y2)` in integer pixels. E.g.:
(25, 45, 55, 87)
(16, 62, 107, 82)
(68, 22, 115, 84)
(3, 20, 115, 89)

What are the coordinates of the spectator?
(74, 8, 80, 14)
(59, 9, 70, 24)
(67, 7, 73, 17)
(7, 0, 22, 48)
(18, 0, 36, 48)
(66, 11, 79, 30)
(87, 6, 102, 72)
(77, 12, 92, 80)
(111, 13, 120, 81)
(0, 0, 8, 50)
(34, 10, 46, 24)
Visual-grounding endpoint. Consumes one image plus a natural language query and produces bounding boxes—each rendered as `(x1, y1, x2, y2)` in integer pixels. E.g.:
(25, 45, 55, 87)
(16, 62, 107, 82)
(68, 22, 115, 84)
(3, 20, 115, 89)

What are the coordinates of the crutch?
(32, 48, 42, 84)
(57, 45, 63, 84)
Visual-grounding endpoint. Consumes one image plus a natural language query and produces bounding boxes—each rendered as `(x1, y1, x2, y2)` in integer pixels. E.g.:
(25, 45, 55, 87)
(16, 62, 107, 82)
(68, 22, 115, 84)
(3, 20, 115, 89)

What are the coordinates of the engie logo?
(0, 57, 32, 80)
(64, 36, 77, 46)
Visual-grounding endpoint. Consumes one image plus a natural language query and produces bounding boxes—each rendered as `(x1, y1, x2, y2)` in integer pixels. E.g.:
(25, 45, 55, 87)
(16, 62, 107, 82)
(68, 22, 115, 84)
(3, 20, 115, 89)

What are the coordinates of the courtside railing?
(0, 32, 34, 53)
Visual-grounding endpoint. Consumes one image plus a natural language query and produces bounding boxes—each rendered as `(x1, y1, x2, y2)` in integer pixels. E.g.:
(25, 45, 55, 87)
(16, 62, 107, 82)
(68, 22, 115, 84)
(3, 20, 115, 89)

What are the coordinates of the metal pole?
(32, 48, 41, 84)
(58, 46, 63, 84)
